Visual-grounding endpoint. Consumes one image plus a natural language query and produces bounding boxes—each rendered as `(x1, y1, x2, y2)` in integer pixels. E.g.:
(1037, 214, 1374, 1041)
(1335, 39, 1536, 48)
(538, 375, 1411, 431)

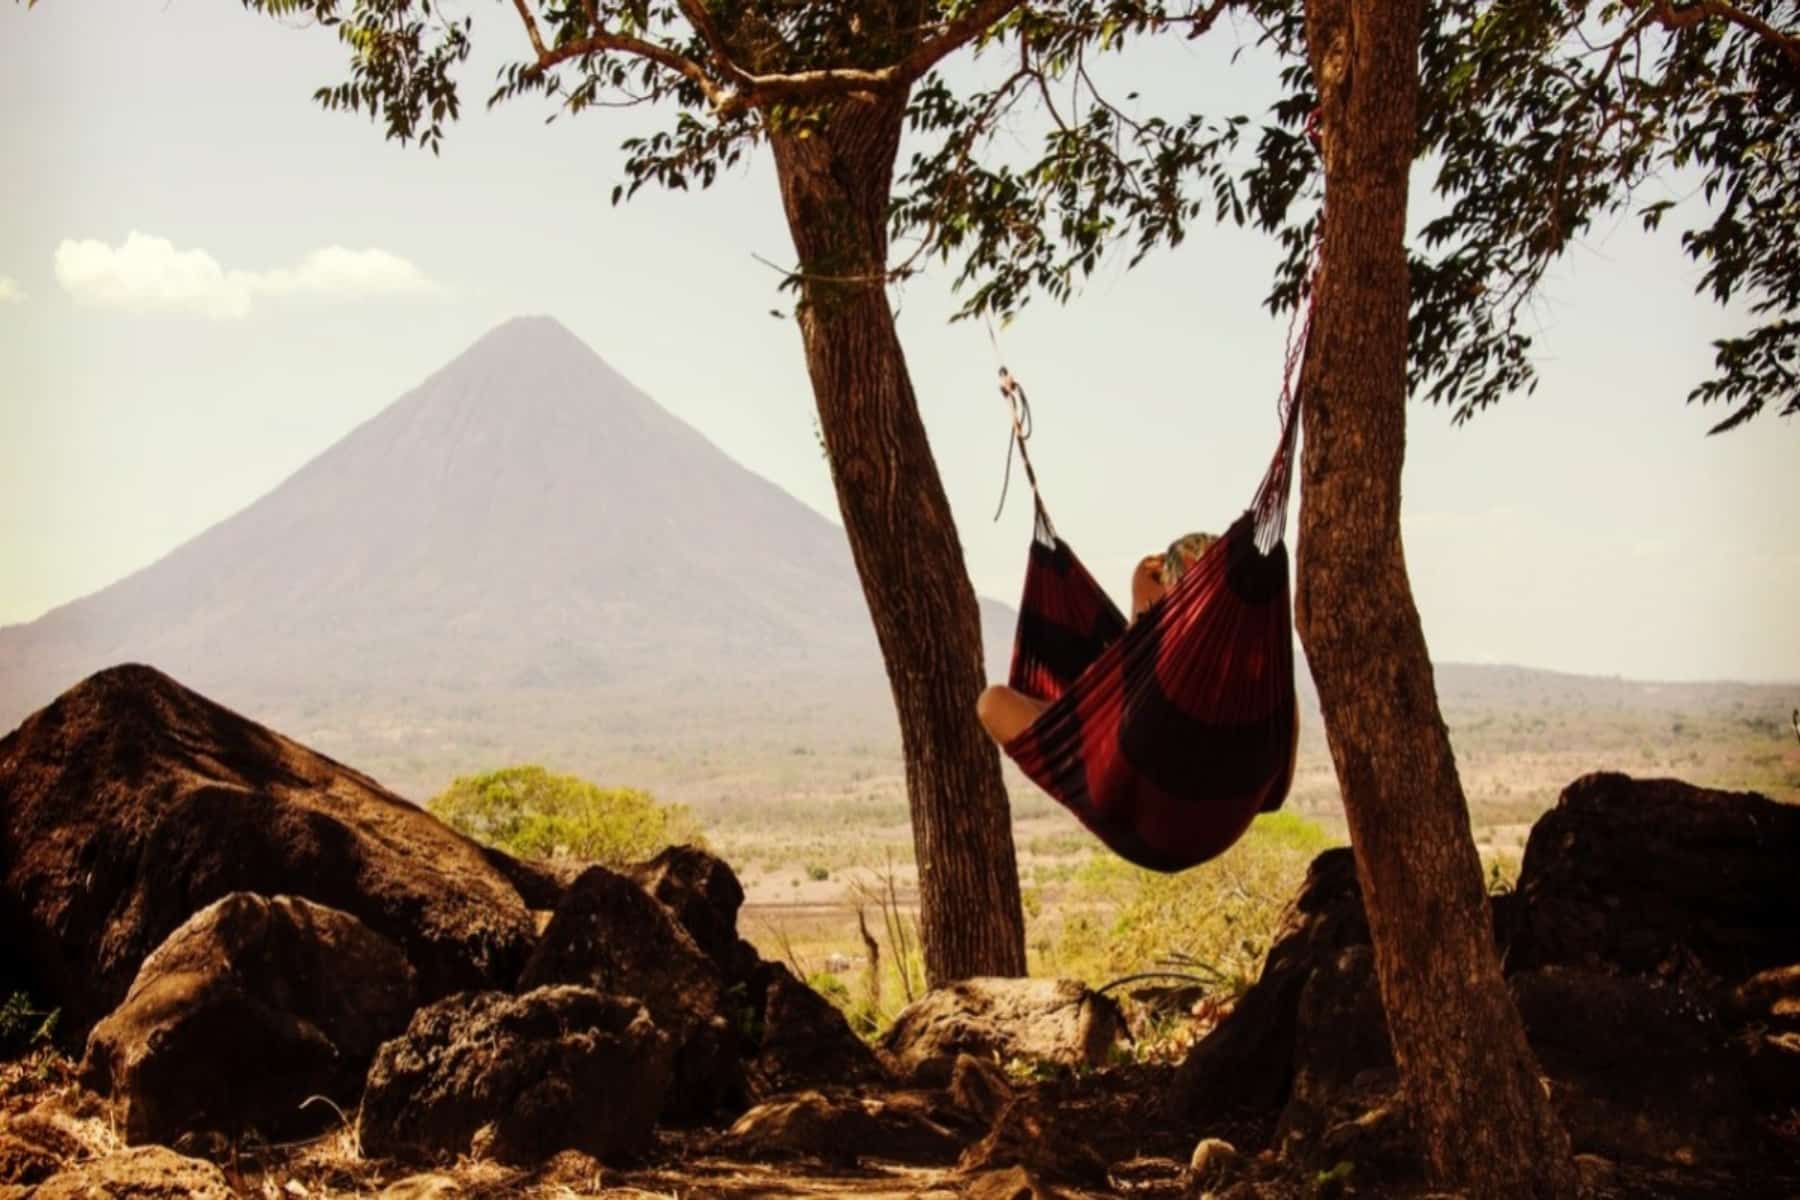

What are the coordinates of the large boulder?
(742, 960, 889, 1100)
(358, 986, 674, 1166)
(882, 978, 1124, 1087)
(1171, 773, 1796, 1182)
(518, 865, 737, 1119)
(0, 1110, 84, 1188)
(32, 1146, 234, 1200)
(1171, 848, 1370, 1122)
(0, 665, 536, 1036)
(80, 892, 417, 1144)
(1512, 966, 1762, 1164)
(624, 844, 753, 979)
(1506, 773, 1800, 984)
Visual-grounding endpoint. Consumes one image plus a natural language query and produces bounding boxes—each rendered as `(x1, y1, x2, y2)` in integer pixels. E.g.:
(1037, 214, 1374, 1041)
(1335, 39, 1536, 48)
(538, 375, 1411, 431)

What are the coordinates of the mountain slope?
(0, 317, 1015, 791)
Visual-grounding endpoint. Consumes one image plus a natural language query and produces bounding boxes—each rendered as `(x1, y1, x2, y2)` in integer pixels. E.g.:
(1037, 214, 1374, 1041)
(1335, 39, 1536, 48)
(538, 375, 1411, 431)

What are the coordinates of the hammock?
(994, 369, 1303, 873)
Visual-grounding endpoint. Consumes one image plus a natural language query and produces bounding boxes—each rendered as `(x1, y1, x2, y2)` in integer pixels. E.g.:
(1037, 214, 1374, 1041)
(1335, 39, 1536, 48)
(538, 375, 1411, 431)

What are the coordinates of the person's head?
(1162, 531, 1218, 588)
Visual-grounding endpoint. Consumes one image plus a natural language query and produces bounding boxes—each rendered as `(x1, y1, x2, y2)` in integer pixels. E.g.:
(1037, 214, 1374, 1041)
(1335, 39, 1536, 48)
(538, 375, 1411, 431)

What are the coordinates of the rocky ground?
(2, 664, 1799, 1198)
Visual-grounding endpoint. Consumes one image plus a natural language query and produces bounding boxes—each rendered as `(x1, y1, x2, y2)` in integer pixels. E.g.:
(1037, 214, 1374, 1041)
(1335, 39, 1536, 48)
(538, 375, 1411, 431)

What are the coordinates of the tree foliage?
(231, 0, 1026, 208)
(427, 764, 701, 864)
(0, 991, 58, 1058)
(895, 0, 1799, 430)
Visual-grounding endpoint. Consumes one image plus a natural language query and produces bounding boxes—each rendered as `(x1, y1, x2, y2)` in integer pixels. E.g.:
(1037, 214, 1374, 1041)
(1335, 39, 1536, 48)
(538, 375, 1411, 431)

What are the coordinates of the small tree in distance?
(428, 763, 702, 865)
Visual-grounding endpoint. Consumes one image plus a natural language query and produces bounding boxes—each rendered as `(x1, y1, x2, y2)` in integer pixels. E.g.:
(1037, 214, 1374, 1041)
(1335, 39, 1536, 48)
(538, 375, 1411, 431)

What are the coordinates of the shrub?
(1046, 811, 1337, 994)
(805, 972, 849, 1006)
(428, 764, 702, 866)
(0, 992, 58, 1058)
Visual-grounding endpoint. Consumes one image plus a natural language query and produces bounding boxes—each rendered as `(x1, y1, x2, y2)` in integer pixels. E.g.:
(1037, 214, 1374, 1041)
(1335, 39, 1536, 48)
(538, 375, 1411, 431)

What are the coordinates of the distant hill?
(1282, 663, 1798, 833)
(0, 317, 1013, 795)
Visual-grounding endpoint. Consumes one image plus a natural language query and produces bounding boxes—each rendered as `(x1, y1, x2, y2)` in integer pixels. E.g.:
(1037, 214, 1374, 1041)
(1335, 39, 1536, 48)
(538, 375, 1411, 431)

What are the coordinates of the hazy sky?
(3, 3, 1794, 683)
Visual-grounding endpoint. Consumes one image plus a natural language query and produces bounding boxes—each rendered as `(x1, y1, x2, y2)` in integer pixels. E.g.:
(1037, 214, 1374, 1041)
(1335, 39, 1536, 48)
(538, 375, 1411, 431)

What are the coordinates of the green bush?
(1045, 811, 1337, 994)
(0, 992, 58, 1057)
(803, 970, 882, 1038)
(428, 764, 702, 866)
(805, 972, 849, 1006)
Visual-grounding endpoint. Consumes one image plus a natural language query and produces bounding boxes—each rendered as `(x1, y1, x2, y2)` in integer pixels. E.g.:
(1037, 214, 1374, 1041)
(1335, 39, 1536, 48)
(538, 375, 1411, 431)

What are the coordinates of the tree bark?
(1293, 0, 1578, 1196)
(768, 93, 1027, 985)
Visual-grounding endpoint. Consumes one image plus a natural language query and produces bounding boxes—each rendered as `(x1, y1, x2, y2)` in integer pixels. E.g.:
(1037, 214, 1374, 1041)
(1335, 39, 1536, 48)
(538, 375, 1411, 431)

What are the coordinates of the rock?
(724, 1088, 965, 1165)
(1726, 966, 1800, 1109)
(476, 845, 579, 912)
(949, 1053, 1015, 1125)
(358, 986, 674, 1165)
(1272, 947, 1395, 1162)
(1728, 964, 1800, 1026)
(1507, 774, 1800, 984)
(33, 1145, 234, 1200)
(742, 960, 888, 1100)
(534, 1149, 607, 1190)
(79, 892, 417, 1144)
(1188, 1137, 1241, 1189)
(1741, 1030, 1800, 1111)
(883, 978, 1123, 1087)
(0, 665, 535, 1037)
(624, 844, 752, 978)
(957, 1095, 1109, 1188)
(1311, 1092, 1416, 1188)
(0, 1108, 87, 1188)
(0, 1134, 58, 1189)
(1171, 849, 1370, 1122)
(958, 1164, 1073, 1200)
(1511, 965, 1760, 1163)
(0, 1126, 67, 1188)
(518, 865, 737, 1118)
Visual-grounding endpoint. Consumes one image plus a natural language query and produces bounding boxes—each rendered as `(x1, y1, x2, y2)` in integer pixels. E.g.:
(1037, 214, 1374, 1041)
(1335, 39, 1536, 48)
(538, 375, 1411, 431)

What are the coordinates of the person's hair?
(1162, 531, 1219, 587)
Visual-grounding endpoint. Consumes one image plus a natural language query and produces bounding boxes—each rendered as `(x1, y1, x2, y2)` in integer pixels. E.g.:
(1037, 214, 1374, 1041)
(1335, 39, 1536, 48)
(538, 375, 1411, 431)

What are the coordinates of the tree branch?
(509, 0, 1026, 119)
(509, 0, 735, 111)
(727, 0, 1026, 110)
(1646, 0, 1800, 69)
(671, 0, 750, 88)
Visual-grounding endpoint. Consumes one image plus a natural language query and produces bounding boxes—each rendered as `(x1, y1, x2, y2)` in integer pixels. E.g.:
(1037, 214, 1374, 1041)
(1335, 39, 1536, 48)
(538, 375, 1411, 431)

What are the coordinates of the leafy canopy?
(427, 764, 702, 864)
(895, 0, 1800, 430)
(232, 0, 1027, 201)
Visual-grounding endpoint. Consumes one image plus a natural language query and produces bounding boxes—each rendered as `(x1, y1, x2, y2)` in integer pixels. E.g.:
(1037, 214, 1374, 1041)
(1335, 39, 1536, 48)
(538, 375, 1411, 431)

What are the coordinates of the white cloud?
(54, 232, 439, 319)
(255, 246, 438, 299)
(0, 277, 23, 304)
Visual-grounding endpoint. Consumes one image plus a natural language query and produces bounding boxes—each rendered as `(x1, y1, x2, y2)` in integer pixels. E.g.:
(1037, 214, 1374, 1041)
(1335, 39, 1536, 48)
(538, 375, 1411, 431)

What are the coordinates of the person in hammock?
(976, 531, 1218, 746)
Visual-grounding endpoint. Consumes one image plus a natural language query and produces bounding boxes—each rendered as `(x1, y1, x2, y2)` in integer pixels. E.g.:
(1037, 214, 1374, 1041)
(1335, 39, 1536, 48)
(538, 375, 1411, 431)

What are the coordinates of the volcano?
(0, 316, 1012, 796)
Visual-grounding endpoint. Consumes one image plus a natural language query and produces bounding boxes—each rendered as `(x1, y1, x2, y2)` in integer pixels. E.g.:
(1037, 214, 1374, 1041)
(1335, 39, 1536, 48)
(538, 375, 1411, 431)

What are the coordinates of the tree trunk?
(768, 94, 1027, 985)
(1293, 1, 1578, 1196)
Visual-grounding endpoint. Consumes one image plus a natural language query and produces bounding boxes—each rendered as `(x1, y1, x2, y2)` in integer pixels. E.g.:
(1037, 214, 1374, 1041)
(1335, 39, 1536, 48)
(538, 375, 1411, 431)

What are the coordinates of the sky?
(2, 2, 1795, 684)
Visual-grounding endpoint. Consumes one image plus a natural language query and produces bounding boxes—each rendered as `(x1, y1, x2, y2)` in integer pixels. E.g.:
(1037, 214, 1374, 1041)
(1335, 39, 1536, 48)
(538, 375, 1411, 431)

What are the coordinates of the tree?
(173, 0, 1033, 982)
(427, 764, 701, 864)
(1290, 0, 1578, 1191)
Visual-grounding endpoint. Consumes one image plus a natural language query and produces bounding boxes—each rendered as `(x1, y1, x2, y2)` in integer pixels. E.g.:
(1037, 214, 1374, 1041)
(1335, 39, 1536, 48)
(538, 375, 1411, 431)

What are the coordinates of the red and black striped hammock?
(995, 373, 1302, 873)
